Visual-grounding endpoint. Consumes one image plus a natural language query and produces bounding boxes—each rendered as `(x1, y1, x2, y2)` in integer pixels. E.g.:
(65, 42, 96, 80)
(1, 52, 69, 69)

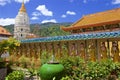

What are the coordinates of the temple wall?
(16, 38, 120, 62)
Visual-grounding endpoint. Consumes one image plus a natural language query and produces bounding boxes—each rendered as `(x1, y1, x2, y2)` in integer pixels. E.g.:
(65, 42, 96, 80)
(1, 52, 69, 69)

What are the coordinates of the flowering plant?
(0, 37, 20, 57)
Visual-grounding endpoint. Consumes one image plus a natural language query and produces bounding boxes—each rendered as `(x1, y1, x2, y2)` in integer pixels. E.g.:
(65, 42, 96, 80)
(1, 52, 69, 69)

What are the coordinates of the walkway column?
(87, 40, 96, 62)
(107, 39, 110, 58)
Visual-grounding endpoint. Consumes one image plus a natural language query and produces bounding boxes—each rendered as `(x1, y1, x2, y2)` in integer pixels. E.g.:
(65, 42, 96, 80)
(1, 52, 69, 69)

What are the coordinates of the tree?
(0, 37, 20, 57)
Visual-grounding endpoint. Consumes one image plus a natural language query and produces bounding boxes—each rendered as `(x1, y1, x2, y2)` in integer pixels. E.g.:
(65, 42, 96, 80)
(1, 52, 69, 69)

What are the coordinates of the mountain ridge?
(3, 22, 72, 37)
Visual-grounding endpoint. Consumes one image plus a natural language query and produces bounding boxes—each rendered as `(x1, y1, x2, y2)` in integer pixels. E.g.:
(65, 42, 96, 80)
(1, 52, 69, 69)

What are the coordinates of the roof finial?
(22, 0, 24, 3)
(19, 0, 26, 12)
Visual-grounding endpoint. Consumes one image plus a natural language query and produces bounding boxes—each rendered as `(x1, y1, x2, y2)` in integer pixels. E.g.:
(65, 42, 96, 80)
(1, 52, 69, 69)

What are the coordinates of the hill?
(3, 22, 72, 37)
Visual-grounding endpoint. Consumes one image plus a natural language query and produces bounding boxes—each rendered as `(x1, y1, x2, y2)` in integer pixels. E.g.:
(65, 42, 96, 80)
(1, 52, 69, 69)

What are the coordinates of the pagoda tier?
(14, 1, 30, 40)
(61, 8, 120, 34)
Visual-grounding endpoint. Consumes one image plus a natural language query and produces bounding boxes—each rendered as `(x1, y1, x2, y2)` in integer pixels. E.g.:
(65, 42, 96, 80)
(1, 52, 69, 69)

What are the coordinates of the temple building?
(17, 8, 120, 62)
(26, 33, 39, 39)
(14, 1, 30, 40)
(61, 8, 120, 34)
(0, 25, 12, 40)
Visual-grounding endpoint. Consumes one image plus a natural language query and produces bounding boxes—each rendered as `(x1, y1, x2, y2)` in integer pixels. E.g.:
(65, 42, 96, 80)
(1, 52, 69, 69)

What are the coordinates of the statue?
(48, 43, 53, 57)
(100, 42, 107, 60)
(71, 43, 77, 56)
(55, 43, 61, 60)
(79, 43, 85, 59)
(88, 42, 96, 61)
(62, 43, 68, 57)
(111, 41, 119, 62)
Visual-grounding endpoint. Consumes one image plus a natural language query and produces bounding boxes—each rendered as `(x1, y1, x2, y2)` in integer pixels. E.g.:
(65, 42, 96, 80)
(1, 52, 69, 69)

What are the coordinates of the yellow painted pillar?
(111, 41, 119, 62)
(79, 42, 86, 60)
(47, 43, 53, 57)
(61, 42, 68, 57)
(100, 42, 107, 60)
(88, 41, 96, 62)
(34, 43, 38, 59)
(56, 42, 62, 60)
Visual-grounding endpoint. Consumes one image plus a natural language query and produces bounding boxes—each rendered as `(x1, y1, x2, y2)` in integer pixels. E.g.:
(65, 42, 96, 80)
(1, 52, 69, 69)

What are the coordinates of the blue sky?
(0, 0, 120, 26)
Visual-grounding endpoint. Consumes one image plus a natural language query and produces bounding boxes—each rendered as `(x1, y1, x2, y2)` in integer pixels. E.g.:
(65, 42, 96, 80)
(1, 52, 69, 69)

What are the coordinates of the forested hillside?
(3, 22, 72, 37)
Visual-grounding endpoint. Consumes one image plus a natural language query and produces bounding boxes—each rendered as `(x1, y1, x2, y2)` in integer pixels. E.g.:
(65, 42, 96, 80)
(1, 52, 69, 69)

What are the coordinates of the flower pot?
(38, 62, 64, 80)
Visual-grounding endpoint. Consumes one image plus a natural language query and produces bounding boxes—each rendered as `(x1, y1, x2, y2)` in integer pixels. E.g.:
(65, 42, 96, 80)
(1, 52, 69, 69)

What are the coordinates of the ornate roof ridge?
(85, 8, 120, 17)
(61, 8, 120, 31)
(21, 30, 120, 43)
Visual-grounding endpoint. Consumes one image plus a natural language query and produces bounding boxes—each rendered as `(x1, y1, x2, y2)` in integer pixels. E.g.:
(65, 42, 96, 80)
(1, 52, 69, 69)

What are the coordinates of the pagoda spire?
(19, 0, 26, 12)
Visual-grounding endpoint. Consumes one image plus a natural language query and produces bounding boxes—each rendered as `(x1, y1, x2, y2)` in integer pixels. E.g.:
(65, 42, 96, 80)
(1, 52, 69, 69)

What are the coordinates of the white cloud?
(66, 11, 76, 15)
(0, 18, 15, 26)
(61, 14, 66, 18)
(14, 0, 30, 3)
(83, 0, 87, 3)
(0, 0, 11, 6)
(36, 5, 53, 16)
(61, 11, 76, 18)
(0, 0, 29, 6)
(112, 0, 120, 4)
(31, 12, 41, 20)
(31, 17, 39, 20)
(32, 12, 41, 17)
(41, 19, 57, 23)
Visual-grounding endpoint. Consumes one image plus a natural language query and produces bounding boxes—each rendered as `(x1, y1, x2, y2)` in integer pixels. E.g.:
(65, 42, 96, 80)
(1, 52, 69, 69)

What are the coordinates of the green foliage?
(0, 37, 20, 56)
(4, 22, 72, 37)
(60, 76, 71, 80)
(60, 56, 85, 79)
(28, 68, 38, 79)
(0, 61, 6, 68)
(3, 25, 14, 34)
(36, 23, 71, 37)
(18, 55, 30, 68)
(0, 58, 3, 62)
(41, 51, 50, 65)
(5, 71, 24, 80)
(38, 23, 70, 37)
(60, 57, 120, 80)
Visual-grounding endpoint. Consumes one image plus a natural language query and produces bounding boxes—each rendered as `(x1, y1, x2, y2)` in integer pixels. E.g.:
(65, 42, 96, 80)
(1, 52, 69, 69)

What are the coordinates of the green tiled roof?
(21, 31, 120, 43)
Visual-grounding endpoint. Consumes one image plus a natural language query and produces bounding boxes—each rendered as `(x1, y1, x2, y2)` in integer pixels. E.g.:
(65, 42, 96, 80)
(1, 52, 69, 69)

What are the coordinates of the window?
(21, 34, 23, 37)
(21, 28, 23, 31)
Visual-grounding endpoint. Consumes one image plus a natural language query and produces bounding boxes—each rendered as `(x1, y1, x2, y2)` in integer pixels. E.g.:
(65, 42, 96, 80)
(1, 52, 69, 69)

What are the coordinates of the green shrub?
(60, 56, 85, 79)
(28, 68, 37, 79)
(5, 71, 24, 80)
(60, 76, 71, 80)
(18, 55, 30, 68)
(60, 57, 120, 80)
(0, 62, 6, 68)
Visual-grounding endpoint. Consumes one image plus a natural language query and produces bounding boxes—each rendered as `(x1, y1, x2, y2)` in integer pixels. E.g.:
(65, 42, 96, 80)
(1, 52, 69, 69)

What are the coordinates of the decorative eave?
(61, 20, 120, 31)
(61, 8, 120, 31)
(0, 26, 12, 36)
(21, 30, 120, 43)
